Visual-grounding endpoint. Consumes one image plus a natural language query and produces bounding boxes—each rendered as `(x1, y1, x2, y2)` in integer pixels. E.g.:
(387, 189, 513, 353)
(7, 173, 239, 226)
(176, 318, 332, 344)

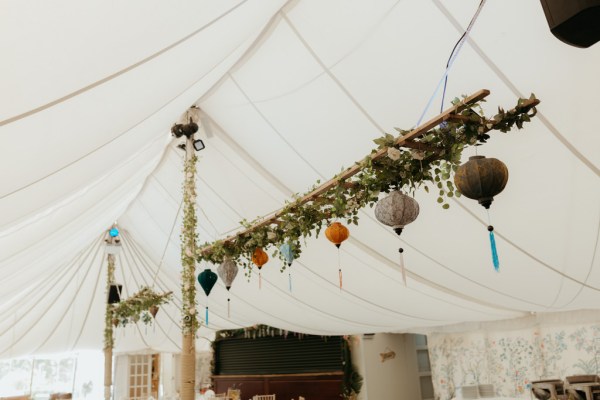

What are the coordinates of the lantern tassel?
(205, 306, 209, 326)
(399, 248, 407, 286)
(259, 271, 262, 290)
(288, 272, 292, 292)
(488, 226, 500, 271)
(227, 298, 230, 319)
(337, 246, 343, 290)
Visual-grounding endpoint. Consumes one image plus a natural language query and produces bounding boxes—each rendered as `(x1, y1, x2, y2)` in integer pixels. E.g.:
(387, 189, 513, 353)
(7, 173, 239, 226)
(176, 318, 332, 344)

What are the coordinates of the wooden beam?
(199, 89, 491, 253)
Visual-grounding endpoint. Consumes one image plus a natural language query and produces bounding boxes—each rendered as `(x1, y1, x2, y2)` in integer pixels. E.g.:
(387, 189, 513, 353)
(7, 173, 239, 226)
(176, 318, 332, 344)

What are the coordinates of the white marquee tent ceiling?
(0, 0, 599, 358)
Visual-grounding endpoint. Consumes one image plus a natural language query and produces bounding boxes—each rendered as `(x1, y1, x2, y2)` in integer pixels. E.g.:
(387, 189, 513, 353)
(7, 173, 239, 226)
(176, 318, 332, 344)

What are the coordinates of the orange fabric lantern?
(325, 222, 350, 248)
(252, 247, 269, 269)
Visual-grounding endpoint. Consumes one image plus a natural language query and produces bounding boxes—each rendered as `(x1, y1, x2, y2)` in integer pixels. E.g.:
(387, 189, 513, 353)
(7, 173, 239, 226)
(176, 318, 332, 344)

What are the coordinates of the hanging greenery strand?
(111, 286, 172, 326)
(196, 90, 539, 276)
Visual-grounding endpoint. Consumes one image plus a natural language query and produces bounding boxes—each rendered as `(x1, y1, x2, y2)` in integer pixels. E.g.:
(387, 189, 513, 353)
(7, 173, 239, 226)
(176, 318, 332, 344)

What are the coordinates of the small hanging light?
(279, 243, 295, 292)
(217, 259, 238, 318)
(455, 155, 509, 271)
(252, 247, 269, 289)
(325, 222, 350, 289)
(374, 191, 419, 285)
(197, 269, 218, 325)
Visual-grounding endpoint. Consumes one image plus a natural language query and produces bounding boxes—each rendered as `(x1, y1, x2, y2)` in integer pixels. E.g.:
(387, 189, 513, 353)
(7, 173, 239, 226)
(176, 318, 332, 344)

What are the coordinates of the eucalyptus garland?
(181, 153, 199, 334)
(103, 254, 116, 349)
(196, 94, 538, 275)
(111, 286, 172, 327)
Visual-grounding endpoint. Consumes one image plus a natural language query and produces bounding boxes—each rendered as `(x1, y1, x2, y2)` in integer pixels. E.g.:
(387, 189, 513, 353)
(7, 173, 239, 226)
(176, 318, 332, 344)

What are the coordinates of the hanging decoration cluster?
(111, 286, 172, 328)
(196, 93, 538, 280)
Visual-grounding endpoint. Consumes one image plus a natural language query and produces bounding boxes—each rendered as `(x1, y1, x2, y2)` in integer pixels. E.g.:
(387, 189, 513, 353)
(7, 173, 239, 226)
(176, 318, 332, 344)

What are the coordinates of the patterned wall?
(428, 323, 600, 399)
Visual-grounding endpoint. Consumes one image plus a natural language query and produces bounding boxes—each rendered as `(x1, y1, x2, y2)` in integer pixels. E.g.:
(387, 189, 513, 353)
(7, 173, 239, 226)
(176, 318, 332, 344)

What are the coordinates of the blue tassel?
(205, 306, 209, 326)
(488, 226, 499, 271)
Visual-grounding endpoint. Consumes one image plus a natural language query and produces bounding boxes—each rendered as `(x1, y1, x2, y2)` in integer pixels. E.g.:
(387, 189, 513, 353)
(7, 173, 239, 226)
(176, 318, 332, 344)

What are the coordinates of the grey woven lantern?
(374, 191, 419, 286)
(217, 259, 238, 318)
(374, 191, 420, 235)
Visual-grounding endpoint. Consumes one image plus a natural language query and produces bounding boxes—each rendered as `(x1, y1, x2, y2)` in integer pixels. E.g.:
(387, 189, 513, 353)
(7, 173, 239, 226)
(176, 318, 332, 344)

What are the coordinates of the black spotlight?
(108, 284, 123, 304)
(193, 139, 205, 151)
(540, 0, 600, 48)
(171, 120, 199, 138)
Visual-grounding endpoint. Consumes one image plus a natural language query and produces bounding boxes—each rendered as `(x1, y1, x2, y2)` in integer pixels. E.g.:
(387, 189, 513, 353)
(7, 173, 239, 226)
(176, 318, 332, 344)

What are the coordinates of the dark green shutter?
(215, 335, 343, 375)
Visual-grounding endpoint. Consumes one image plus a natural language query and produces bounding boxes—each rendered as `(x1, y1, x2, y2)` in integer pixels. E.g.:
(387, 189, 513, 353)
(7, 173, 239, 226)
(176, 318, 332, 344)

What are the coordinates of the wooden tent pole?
(180, 134, 198, 400)
(104, 235, 117, 400)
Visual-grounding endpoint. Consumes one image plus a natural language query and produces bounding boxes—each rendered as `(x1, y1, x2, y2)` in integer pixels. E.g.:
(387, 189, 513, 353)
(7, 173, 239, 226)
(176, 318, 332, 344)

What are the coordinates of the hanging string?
(337, 244, 343, 290)
(487, 209, 500, 271)
(416, 0, 487, 126)
(399, 248, 407, 286)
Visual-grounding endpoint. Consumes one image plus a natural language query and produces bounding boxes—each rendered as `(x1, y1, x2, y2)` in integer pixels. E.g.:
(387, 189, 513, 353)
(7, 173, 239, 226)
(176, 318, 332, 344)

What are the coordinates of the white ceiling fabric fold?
(1, 0, 599, 358)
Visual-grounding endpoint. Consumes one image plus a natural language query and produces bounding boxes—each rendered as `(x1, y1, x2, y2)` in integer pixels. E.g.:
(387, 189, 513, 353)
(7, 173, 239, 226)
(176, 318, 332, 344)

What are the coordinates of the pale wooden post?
(104, 233, 117, 400)
(180, 133, 198, 400)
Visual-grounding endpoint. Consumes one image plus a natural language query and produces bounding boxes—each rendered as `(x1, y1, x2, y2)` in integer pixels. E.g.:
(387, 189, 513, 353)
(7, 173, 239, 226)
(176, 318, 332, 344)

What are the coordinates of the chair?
(565, 376, 600, 400)
(455, 385, 478, 399)
(531, 379, 566, 400)
(253, 396, 276, 400)
(213, 397, 229, 400)
(478, 384, 495, 398)
(299, 397, 305, 400)
(50, 394, 72, 400)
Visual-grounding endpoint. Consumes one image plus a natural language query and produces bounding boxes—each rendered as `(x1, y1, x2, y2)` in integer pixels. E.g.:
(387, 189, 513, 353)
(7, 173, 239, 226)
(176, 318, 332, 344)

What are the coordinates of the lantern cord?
(399, 248, 407, 286)
(338, 247, 343, 290)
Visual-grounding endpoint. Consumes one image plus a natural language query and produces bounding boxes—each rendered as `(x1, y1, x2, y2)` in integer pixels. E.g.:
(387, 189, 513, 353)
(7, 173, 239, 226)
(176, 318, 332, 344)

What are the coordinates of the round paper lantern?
(279, 243, 294, 267)
(109, 227, 119, 237)
(217, 259, 238, 291)
(374, 191, 420, 235)
(252, 248, 269, 269)
(325, 222, 350, 248)
(454, 155, 509, 209)
(197, 269, 218, 296)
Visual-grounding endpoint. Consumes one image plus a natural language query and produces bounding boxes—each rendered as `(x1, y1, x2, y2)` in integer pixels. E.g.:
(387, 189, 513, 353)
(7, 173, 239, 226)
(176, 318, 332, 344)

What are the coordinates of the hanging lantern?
(374, 191, 419, 235)
(109, 227, 119, 237)
(279, 243, 295, 292)
(325, 222, 350, 289)
(252, 248, 268, 289)
(374, 191, 419, 286)
(217, 259, 239, 318)
(108, 284, 123, 304)
(454, 155, 508, 272)
(197, 269, 218, 325)
(149, 305, 159, 319)
(454, 155, 509, 209)
(325, 222, 350, 248)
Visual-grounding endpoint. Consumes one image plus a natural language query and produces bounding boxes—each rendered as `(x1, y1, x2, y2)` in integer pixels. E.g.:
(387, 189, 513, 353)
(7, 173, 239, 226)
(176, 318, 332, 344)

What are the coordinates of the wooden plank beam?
(199, 89, 491, 254)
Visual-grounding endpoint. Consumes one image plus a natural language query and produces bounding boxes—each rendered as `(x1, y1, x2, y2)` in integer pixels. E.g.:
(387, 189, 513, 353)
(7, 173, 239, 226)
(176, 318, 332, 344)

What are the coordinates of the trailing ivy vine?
(196, 94, 538, 277)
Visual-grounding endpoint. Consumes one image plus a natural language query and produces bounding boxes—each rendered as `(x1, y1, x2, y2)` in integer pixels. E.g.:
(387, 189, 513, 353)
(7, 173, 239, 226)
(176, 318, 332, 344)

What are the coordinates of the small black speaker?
(540, 0, 600, 48)
(108, 284, 123, 304)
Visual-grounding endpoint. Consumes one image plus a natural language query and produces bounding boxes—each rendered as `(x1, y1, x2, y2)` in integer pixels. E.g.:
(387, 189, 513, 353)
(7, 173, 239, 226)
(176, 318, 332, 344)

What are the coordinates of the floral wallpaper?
(428, 323, 600, 399)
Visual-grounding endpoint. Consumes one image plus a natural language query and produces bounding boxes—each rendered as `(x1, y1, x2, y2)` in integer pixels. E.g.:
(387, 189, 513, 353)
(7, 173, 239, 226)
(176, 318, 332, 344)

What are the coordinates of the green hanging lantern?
(197, 269, 217, 325)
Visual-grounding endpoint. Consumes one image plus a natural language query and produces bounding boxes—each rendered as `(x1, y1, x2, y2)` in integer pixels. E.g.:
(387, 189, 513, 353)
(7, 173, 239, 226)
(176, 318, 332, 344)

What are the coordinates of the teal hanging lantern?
(279, 243, 295, 292)
(198, 269, 217, 325)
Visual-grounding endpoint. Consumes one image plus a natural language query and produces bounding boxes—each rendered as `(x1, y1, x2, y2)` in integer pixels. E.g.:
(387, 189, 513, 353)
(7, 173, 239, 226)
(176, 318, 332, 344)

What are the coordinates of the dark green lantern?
(454, 155, 508, 271)
(454, 155, 508, 209)
(197, 268, 218, 325)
